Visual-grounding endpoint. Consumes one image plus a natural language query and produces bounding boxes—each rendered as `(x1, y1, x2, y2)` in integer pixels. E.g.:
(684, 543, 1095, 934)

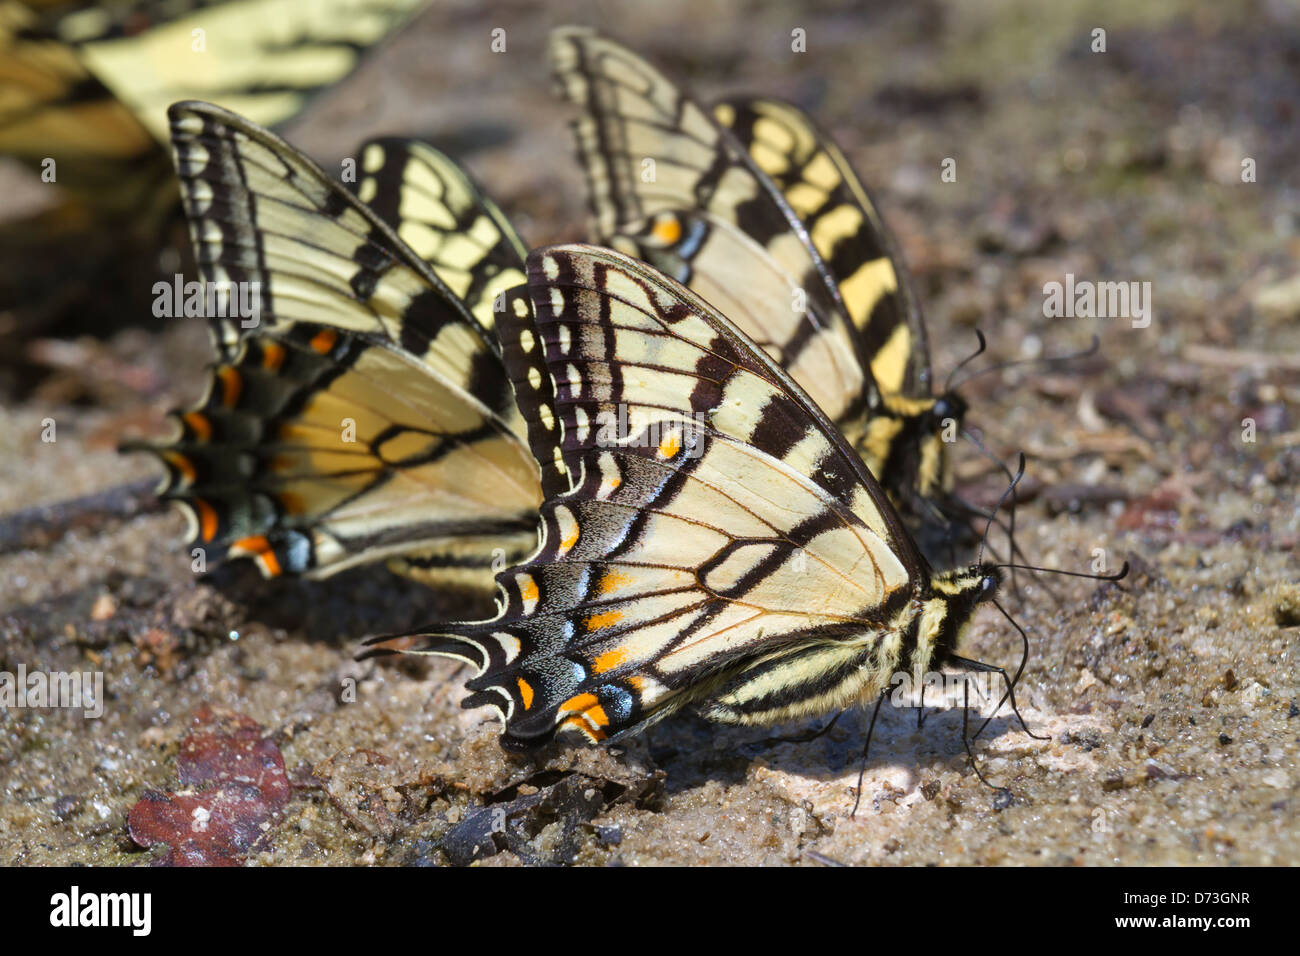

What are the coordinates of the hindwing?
(351, 136, 528, 335)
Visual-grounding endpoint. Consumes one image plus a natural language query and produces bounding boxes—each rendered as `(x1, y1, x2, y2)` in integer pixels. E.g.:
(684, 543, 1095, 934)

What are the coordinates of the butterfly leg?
(849, 691, 888, 818)
(916, 676, 928, 729)
(960, 677, 1010, 797)
(949, 653, 1049, 742)
(763, 710, 844, 746)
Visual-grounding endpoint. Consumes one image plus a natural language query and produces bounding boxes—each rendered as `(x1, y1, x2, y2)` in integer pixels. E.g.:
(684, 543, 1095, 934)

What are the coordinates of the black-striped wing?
(548, 26, 873, 426)
(370, 246, 997, 747)
(0, 0, 428, 220)
(126, 102, 540, 589)
(714, 96, 930, 400)
(0, 0, 165, 220)
(351, 136, 528, 336)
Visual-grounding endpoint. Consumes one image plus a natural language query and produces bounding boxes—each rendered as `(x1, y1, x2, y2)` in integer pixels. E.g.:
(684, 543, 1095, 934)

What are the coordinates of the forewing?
(352, 136, 528, 337)
(547, 28, 881, 413)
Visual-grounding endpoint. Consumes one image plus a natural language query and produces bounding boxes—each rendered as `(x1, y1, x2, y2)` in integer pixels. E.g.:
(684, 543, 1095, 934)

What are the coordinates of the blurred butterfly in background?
(123, 101, 543, 593)
(0, 0, 428, 344)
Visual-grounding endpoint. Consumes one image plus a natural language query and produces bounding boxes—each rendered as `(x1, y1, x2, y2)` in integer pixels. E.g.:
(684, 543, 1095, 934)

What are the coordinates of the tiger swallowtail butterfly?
(362, 244, 1007, 748)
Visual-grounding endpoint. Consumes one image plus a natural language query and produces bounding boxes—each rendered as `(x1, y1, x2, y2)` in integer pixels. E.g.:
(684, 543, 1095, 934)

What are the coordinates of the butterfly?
(547, 27, 973, 536)
(0, 0, 429, 227)
(362, 244, 1007, 748)
(0, 0, 430, 346)
(123, 101, 543, 592)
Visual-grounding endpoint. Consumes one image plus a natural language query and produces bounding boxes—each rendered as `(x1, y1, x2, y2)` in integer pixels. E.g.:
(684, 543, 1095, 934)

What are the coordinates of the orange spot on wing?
(216, 366, 242, 407)
(163, 451, 196, 483)
(518, 575, 539, 606)
(585, 609, 623, 631)
(517, 677, 535, 710)
(559, 692, 598, 714)
(593, 646, 628, 674)
(182, 412, 211, 441)
(194, 498, 218, 542)
(652, 213, 682, 244)
(232, 535, 281, 577)
(310, 329, 338, 354)
(597, 569, 632, 595)
(657, 431, 681, 459)
(560, 715, 606, 742)
(257, 549, 282, 577)
(261, 341, 286, 371)
(557, 693, 610, 734)
(560, 523, 579, 552)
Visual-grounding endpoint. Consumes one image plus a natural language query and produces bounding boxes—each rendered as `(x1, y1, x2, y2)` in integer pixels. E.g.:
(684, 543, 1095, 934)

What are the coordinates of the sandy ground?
(1, 0, 1297, 866)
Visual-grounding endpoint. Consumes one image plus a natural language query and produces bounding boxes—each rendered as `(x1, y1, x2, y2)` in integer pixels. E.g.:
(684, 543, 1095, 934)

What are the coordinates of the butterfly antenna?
(850, 691, 888, 818)
(959, 427, 1026, 595)
(992, 561, 1130, 583)
(948, 334, 1101, 392)
(942, 329, 988, 392)
(977, 452, 1025, 566)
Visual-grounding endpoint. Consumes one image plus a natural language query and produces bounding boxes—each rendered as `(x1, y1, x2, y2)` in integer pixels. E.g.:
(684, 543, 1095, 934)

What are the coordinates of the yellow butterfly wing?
(126, 102, 540, 589)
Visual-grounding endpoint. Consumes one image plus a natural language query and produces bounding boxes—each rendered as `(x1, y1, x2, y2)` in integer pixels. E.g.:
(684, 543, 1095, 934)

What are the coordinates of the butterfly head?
(912, 563, 1002, 674)
(927, 390, 968, 432)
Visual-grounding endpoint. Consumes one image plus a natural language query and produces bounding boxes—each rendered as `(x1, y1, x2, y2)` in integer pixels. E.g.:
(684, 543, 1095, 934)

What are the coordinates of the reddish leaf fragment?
(127, 706, 289, 865)
(177, 705, 290, 805)
(1116, 483, 1183, 532)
